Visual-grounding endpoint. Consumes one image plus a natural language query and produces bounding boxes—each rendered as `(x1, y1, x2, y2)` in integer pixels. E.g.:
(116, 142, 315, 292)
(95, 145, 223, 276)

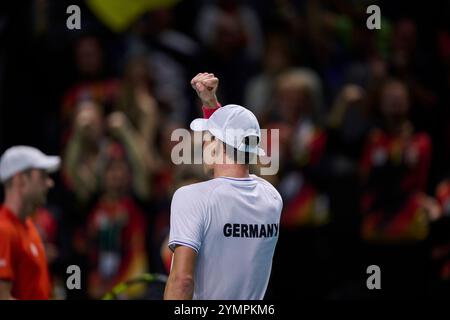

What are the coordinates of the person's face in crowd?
(21, 169, 54, 210)
(103, 159, 131, 197)
(75, 101, 104, 142)
(380, 81, 409, 120)
(277, 85, 310, 123)
(75, 36, 103, 78)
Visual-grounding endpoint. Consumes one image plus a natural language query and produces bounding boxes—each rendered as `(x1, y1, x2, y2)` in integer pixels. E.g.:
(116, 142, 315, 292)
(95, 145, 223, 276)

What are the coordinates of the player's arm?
(164, 245, 197, 300)
(191, 73, 221, 118)
(165, 187, 207, 300)
(0, 280, 14, 300)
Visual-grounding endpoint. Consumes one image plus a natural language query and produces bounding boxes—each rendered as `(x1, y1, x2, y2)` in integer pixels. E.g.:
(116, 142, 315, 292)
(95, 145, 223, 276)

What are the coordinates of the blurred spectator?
(61, 35, 121, 139)
(125, 8, 200, 124)
(268, 68, 331, 298)
(388, 18, 439, 132)
(359, 79, 434, 297)
(274, 69, 328, 227)
(244, 31, 292, 121)
(196, 0, 264, 62)
(116, 54, 163, 175)
(196, 0, 264, 103)
(324, 84, 372, 297)
(360, 79, 432, 242)
(63, 100, 149, 204)
(80, 143, 149, 299)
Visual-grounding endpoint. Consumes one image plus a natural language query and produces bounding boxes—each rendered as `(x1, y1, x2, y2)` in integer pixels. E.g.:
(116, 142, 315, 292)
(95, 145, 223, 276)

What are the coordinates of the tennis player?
(0, 146, 60, 299)
(164, 73, 282, 300)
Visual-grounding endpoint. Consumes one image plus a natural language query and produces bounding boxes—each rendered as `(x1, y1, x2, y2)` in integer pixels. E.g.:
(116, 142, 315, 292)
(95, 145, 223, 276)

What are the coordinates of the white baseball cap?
(0, 146, 61, 183)
(190, 104, 265, 156)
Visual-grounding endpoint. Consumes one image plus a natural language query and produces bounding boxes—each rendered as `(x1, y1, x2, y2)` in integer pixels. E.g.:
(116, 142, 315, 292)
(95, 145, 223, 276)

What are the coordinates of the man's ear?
(215, 140, 226, 164)
(209, 137, 217, 158)
(213, 139, 219, 158)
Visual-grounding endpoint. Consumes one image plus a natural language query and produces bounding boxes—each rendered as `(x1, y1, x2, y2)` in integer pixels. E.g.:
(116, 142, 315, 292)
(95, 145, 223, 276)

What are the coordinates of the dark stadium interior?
(1, 0, 450, 299)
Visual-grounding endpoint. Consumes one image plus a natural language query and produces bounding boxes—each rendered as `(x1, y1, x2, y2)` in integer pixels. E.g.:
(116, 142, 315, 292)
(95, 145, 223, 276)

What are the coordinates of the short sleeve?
(168, 186, 208, 253)
(0, 226, 14, 281)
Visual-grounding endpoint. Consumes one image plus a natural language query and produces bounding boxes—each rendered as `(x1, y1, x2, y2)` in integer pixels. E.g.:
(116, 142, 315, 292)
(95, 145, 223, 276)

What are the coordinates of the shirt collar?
(0, 205, 28, 225)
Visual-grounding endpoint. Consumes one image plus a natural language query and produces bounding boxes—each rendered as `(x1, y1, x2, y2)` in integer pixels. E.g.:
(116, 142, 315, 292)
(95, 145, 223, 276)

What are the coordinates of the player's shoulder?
(173, 179, 223, 203)
(250, 174, 283, 203)
(0, 211, 18, 240)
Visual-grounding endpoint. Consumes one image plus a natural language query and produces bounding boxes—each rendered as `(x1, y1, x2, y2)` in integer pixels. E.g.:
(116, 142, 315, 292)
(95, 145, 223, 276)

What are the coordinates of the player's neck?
(4, 192, 34, 221)
(213, 164, 250, 179)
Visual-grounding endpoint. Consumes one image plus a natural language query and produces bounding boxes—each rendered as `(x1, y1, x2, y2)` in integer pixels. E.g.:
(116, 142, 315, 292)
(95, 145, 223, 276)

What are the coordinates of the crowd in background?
(1, 0, 450, 299)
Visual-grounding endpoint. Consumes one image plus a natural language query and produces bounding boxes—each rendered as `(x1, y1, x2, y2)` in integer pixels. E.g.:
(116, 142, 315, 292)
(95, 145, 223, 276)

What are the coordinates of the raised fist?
(75, 101, 103, 137)
(191, 73, 219, 109)
(107, 111, 130, 134)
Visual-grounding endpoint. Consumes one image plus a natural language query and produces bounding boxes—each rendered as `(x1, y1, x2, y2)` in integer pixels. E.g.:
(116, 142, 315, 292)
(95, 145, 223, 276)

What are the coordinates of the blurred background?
(1, 0, 450, 299)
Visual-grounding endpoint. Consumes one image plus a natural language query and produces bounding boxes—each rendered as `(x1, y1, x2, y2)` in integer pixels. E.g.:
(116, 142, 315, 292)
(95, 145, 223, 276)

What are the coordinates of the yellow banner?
(87, 0, 180, 33)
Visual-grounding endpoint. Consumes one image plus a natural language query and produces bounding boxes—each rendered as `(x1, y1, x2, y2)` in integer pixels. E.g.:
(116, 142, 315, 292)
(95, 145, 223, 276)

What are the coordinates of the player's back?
(169, 175, 282, 300)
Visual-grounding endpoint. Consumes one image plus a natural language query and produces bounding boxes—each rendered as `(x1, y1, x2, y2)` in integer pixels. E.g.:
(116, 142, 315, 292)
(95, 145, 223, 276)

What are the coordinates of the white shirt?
(168, 174, 283, 300)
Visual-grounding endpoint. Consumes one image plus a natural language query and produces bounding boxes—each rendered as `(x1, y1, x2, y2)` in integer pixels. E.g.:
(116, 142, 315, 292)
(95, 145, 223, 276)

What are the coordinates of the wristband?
(202, 103, 221, 119)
